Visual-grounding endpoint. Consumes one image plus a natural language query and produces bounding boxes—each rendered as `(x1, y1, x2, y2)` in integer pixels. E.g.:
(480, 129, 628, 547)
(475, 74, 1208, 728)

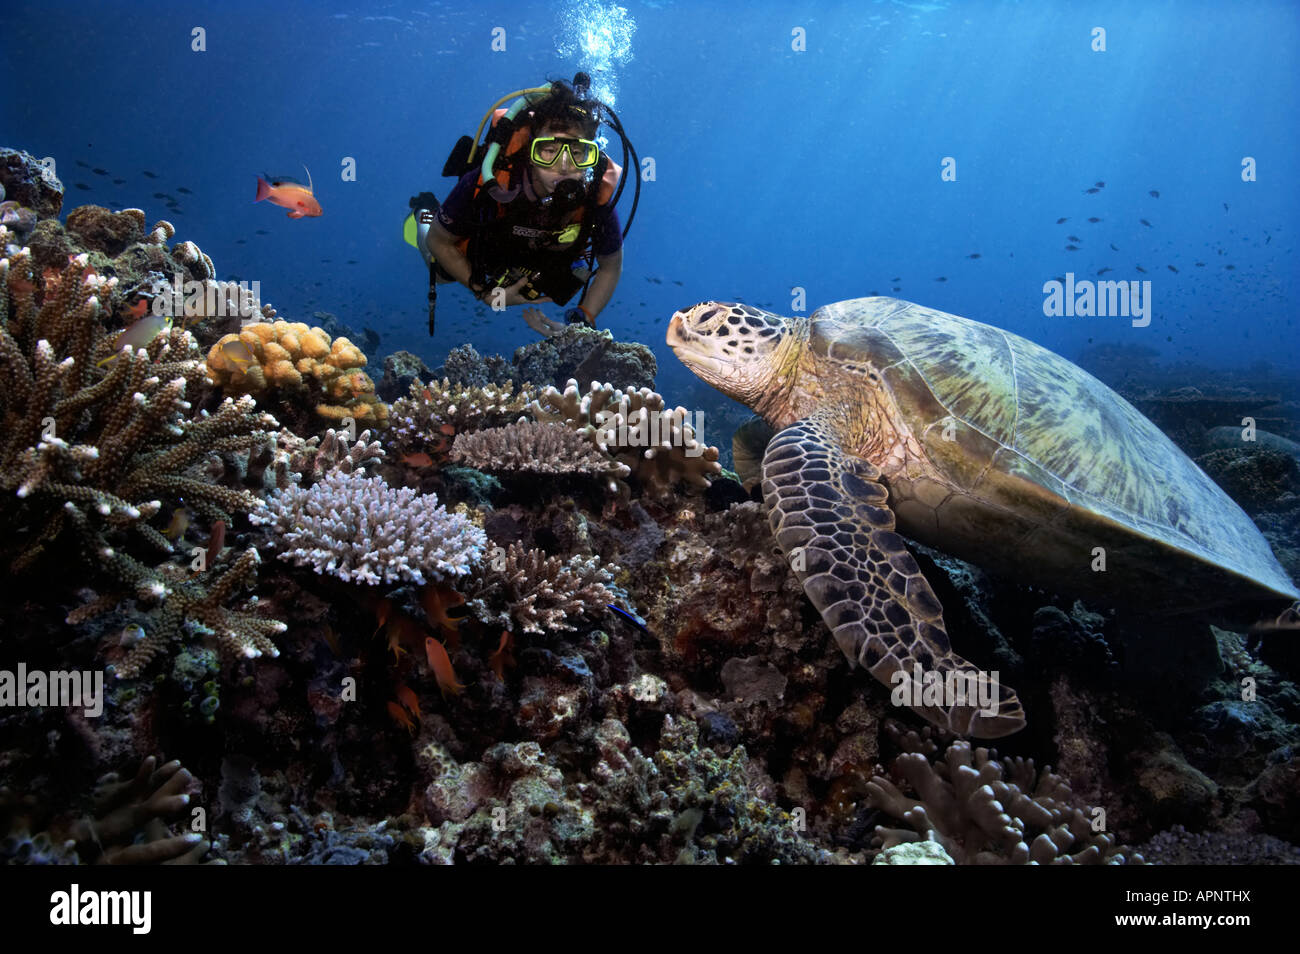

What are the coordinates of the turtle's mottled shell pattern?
(811, 297, 1298, 599)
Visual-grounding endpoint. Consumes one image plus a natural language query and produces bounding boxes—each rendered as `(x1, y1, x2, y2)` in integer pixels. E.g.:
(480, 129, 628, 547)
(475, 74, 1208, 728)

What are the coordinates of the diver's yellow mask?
(529, 136, 600, 169)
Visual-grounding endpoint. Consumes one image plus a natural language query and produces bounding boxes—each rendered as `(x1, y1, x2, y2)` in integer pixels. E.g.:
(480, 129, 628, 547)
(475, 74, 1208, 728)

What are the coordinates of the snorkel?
(472, 85, 552, 185)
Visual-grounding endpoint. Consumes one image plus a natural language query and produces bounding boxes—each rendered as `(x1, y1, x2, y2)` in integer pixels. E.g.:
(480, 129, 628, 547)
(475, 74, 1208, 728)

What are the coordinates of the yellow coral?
(206, 321, 386, 425)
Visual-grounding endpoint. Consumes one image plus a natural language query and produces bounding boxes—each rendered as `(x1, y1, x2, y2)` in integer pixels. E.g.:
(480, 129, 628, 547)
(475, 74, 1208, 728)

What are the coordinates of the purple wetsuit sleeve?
(591, 203, 623, 257)
(435, 170, 480, 237)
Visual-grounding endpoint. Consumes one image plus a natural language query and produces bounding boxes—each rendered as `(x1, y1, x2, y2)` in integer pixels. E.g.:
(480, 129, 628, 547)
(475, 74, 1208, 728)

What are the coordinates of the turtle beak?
(667, 309, 732, 383)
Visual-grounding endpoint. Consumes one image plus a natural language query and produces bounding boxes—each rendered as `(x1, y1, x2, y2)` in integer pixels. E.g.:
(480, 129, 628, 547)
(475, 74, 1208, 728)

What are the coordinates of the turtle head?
(667, 302, 799, 408)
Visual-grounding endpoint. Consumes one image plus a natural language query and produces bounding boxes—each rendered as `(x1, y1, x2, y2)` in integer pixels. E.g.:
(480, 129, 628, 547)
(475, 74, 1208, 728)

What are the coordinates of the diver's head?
(524, 79, 602, 200)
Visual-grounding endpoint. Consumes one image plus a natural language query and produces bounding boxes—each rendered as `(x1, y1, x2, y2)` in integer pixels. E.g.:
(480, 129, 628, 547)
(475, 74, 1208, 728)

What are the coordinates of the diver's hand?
(481, 276, 553, 308)
(522, 307, 567, 337)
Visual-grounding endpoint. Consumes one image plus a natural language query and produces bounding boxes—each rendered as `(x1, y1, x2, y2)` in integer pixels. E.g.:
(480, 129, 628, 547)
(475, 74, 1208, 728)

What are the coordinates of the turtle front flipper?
(761, 413, 1026, 738)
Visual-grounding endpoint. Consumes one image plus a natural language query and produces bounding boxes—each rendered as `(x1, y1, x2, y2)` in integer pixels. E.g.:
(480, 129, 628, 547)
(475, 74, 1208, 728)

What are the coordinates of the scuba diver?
(405, 73, 640, 339)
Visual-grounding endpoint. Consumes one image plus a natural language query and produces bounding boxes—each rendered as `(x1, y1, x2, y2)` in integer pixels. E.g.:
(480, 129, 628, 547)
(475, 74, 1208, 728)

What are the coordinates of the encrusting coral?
(206, 320, 388, 428)
(250, 471, 486, 585)
(450, 419, 625, 483)
(528, 379, 722, 496)
(864, 726, 1142, 864)
(466, 541, 618, 634)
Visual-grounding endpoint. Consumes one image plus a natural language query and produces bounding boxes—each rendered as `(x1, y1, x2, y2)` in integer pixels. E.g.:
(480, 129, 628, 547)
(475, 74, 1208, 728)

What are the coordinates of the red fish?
(386, 700, 416, 734)
(489, 630, 515, 682)
(401, 452, 435, 469)
(425, 637, 464, 699)
(418, 582, 465, 645)
(255, 166, 322, 219)
(395, 683, 421, 721)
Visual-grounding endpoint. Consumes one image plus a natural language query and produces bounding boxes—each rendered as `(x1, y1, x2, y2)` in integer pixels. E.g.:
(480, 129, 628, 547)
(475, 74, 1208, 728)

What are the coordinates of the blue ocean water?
(1, 0, 1296, 418)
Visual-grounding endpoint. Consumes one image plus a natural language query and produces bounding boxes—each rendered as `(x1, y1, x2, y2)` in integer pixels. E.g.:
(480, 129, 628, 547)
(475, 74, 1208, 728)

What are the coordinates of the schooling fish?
(1139, 219, 1152, 227)
(255, 165, 322, 219)
(425, 637, 465, 698)
(1055, 217, 1068, 224)
(1149, 190, 1160, 198)
(386, 700, 416, 734)
(1084, 187, 1100, 194)
(1065, 244, 1080, 251)
(1067, 235, 1082, 243)
(1087, 217, 1102, 223)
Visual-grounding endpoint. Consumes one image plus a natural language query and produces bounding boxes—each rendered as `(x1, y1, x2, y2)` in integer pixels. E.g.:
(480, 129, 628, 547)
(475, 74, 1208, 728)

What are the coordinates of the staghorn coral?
(0, 246, 286, 678)
(1, 755, 214, 865)
(250, 471, 486, 585)
(206, 320, 388, 427)
(203, 426, 384, 492)
(864, 726, 1142, 864)
(466, 541, 617, 634)
(387, 378, 534, 459)
(0, 249, 276, 565)
(73, 547, 285, 679)
(450, 419, 625, 483)
(528, 378, 721, 496)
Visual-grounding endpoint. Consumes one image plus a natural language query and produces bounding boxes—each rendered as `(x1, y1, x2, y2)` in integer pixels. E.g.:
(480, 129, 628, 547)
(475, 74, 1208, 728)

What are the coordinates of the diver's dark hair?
(526, 79, 601, 138)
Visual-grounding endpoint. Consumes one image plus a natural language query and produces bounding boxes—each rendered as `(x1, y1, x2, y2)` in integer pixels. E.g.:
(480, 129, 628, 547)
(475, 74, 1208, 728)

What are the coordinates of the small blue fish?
(607, 604, 650, 633)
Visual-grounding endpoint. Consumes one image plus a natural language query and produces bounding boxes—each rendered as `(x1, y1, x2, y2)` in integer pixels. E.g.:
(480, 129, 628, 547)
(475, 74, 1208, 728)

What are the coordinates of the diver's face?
(530, 123, 588, 197)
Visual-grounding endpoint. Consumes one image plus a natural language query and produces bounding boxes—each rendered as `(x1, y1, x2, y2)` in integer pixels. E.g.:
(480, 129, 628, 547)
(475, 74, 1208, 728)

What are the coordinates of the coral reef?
(450, 420, 624, 483)
(419, 716, 826, 864)
(206, 320, 388, 428)
(513, 325, 657, 391)
(1, 756, 212, 864)
(466, 542, 617, 634)
(377, 349, 431, 402)
(0, 147, 63, 219)
(84, 548, 285, 679)
(0, 248, 285, 677)
(203, 427, 385, 493)
(865, 726, 1142, 864)
(437, 342, 513, 389)
(250, 471, 486, 585)
(386, 378, 534, 463)
(528, 379, 722, 496)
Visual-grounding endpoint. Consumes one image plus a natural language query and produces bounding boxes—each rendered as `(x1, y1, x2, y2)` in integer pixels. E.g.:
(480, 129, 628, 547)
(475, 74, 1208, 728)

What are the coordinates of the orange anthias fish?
(401, 452, 435, 469)
(386, 700, 416, 734)
(395, 683, 421, 721)
(255, 166, 322, 219)
(419, 582, 465, 649)
(425, 637, 465, 699)
(384, 612, 427, 662)
(489, 630, 515, 682)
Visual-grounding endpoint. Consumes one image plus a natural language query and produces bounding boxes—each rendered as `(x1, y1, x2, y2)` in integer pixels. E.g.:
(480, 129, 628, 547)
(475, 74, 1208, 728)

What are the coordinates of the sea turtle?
(668, 297, 1300, 738)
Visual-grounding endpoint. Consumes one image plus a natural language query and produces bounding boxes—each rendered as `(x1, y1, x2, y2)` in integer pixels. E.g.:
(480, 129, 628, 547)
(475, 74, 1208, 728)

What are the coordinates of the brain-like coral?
(207, 320, 388, 427)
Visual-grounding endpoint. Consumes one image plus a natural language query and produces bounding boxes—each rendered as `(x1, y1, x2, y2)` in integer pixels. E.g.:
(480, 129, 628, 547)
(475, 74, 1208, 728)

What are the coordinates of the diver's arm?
(579, 248, 623, 320)
(427, 220, 477, 290)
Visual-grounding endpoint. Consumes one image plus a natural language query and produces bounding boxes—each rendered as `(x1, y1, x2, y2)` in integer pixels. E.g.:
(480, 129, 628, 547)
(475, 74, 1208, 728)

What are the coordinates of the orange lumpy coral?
(207, 320, 387, 425)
